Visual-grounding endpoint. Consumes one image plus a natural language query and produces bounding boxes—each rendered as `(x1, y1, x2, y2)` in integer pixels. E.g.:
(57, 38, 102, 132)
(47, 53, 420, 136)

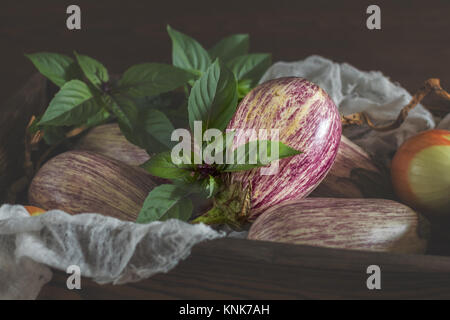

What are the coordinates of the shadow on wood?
(38, 238, 450, 299)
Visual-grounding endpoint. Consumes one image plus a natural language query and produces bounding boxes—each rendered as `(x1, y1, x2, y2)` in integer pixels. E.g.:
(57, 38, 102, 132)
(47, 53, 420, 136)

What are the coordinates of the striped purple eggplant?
(28, 150, 157, 221)
(75, 123, 150, 166)
(248, 198, 429, 253)
(227, 77, 341, 220)
(310, 135, 393, 198)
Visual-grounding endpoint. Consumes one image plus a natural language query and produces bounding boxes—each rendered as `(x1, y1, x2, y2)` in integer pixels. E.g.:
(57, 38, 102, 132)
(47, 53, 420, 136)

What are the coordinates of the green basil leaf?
(74, 52, 109, 88)
(209, 34, 249, 62)
(42, 126, 68, 145)
(136, 184, 193, 223)
(144, 109, 176, 149)
(206, 130, 236, 155)
(222, 140, 302, 172)
(132, 92, 188, 129)
(111, 94, 176, 153)
(171, 179, 205, 194)
(38, 80, 101, 126)
(204, 175, 220, 198)
(209, 131, 236, 170)
(237, 79, 253, 99)
(167, 25, 211, 73)
(188, 59, 238, 132)
(107, 93, 146, 141)
(106, 94, 136, 130)
(160, 197, 192, 222)
(141, 152, 193, 180)
(133, 91, 184, 111)
(227, 53, 271, 85)
(85, 109, 110, 127)
(118, 63, 194, 98)
(25, 52, 81, 87)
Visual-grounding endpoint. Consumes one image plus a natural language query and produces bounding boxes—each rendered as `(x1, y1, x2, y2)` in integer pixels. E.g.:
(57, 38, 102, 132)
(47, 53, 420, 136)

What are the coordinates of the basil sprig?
(167, 25, 272, 97)
(27, 26, 284, 226)
(26, 52, 195, 153)
(137, 60, 302, 226)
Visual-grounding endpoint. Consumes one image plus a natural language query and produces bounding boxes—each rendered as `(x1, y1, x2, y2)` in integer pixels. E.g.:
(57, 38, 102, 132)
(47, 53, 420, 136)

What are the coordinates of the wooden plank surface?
(37, 238, 450, 299)
(2, 0, 450, 299)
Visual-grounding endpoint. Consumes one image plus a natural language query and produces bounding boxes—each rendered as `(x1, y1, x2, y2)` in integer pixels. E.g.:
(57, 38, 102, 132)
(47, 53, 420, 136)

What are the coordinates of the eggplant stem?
(191, 180, 252, 229)
(191, 207, 241, 228)
(341, 78, 450, 131)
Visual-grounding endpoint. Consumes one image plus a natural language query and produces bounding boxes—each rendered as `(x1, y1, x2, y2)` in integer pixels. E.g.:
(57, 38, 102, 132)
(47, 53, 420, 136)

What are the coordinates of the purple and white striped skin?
(310, 135, 391, 198)
(75, 123, 150, 166)
(28, 151, 157, 221)
(227, 77, 341, 220)
(248, 198, 429, 253)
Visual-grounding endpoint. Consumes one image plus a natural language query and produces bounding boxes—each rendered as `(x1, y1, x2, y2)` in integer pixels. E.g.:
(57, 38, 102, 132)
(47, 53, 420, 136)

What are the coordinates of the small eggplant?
(310, 136, 393, 198)
(28, 150, 157, 221)
(228, 77, 342, 219)
(75, 123, 150, 166)
(248, 198, 429, 253)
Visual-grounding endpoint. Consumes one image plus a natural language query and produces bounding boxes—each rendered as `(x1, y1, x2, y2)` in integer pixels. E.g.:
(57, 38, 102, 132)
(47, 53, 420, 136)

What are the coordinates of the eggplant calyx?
(191, 181, 252, 229)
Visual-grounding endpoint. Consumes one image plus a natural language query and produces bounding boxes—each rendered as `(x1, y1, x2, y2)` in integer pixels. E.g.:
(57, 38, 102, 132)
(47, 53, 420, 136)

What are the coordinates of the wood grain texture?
(1, 0, 450, 107)
(0, 74, 48, 201)
(37, 238, 450, 299)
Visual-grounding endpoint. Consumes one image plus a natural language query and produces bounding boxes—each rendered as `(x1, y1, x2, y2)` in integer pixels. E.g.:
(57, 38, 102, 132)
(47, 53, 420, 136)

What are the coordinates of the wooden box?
(2, 76, 450, 299)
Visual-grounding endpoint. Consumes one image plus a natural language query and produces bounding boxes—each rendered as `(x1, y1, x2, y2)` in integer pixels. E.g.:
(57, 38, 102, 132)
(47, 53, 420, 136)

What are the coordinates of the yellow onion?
(391, 129, 450, 219)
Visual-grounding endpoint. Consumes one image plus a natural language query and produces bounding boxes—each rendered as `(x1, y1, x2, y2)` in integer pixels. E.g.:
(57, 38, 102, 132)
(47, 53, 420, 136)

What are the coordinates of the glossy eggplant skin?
(28, 150, 157, 221)
(228, 77, 342, 220)
(248, 198, 429, 254)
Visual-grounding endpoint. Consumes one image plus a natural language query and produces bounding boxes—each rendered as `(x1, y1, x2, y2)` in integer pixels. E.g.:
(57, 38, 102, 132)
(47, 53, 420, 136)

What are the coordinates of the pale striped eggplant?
(310, 135, 393, 198)
(248, 198, 429, 253)
(75, 123, 150, 166)
(227, 77, 341, 220)
(28, 150, 157, 221)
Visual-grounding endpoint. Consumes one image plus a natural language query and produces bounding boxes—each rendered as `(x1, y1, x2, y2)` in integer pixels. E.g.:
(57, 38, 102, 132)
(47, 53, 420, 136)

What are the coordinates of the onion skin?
(28, 150, 157, 221)
(75, 123, 150, 166)
(310, 135, 392, 198)
(227, 77, 341, 220)
(248, 198, 429, 253)
(391, 129, 450, 219)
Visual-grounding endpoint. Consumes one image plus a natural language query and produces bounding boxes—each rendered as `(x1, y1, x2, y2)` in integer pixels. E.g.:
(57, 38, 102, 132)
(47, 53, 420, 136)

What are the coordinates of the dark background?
(2, 0, 450, 107)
